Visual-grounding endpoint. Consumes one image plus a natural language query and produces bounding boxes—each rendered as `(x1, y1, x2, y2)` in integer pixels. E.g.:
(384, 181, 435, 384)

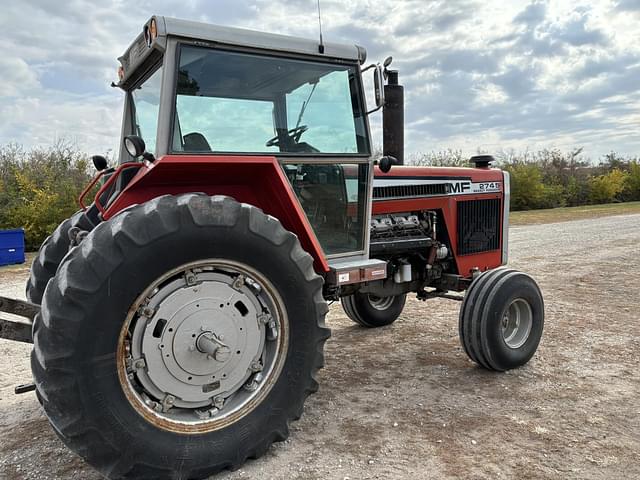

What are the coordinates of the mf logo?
(445, 181, 472, 194)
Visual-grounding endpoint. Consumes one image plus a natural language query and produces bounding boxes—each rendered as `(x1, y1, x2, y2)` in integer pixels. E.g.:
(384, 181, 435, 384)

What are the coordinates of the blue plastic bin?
(0, 228, 26, 266)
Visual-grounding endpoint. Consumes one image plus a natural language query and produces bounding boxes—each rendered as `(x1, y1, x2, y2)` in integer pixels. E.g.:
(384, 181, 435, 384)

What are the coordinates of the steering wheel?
(266, 125, 309, 147)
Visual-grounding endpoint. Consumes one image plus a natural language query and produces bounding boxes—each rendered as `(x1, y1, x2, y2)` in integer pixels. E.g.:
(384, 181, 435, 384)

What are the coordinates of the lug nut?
(249, 361, 263, 373)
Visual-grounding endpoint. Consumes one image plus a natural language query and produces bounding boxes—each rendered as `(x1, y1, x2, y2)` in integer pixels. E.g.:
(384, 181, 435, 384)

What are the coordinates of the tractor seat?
(183, 132, 211, 152)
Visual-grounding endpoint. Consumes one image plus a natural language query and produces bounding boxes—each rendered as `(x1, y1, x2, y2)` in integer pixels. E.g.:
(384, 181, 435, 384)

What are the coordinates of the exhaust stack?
(383, 70, 404, 165)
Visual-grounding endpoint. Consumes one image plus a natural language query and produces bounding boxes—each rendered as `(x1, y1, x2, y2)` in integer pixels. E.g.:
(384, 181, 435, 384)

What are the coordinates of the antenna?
(317, 0, 325, 54)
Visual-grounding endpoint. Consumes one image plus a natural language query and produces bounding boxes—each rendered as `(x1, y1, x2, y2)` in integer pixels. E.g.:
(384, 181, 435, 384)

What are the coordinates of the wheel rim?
(500, 298, 533, 349)
(367, 295, 394, 311)
(117, 259, 288, 434)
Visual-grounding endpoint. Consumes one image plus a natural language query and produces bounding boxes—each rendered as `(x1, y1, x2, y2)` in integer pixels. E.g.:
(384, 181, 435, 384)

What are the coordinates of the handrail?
(78, 169, 110, 211)
(93, 163, 145, 216)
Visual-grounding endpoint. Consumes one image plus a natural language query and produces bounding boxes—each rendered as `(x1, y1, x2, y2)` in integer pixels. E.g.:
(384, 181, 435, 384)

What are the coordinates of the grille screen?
(457, 199, 501, 255)
(373, 183, 447, 200)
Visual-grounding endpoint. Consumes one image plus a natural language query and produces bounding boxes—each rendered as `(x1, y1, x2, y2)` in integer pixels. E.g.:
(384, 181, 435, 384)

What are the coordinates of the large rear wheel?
(31, 194, 329, 479)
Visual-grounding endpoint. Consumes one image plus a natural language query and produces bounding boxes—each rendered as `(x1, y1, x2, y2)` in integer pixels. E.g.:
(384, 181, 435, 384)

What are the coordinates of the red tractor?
(0, 16, 544, 479)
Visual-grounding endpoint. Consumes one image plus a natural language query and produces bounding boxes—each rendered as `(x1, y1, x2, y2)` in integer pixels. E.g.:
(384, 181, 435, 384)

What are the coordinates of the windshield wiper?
(295, 80, 319, 129)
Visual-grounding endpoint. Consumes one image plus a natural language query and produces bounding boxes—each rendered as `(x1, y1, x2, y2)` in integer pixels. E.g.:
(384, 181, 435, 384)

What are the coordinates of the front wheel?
(458, 268, 544, 371)
(31, 194, 329, 479)
(341, 292, 406, 328)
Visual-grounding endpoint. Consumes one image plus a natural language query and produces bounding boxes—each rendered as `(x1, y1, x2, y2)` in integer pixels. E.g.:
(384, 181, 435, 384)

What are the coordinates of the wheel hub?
(196, 331, 231, 361)
(119, 261, 287, 430)
(367, 295, 394, 311)
(501, 298, 533, 349)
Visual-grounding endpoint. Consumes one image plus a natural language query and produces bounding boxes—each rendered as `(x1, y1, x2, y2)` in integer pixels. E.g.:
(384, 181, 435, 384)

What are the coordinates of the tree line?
(410, 148, 640, 211)
(0, 143, 638, 251)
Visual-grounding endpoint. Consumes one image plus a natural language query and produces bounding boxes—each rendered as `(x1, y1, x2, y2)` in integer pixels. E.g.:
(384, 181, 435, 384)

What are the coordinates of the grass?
(510, 201, 640, 225)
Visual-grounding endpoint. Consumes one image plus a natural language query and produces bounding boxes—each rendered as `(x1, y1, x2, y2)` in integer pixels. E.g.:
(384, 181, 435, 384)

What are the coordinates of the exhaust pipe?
(383, 70, 404, 165)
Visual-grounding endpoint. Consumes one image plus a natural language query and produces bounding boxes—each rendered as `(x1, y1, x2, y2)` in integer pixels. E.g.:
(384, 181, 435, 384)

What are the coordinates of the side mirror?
(373, 64, 385, 108)
(91, 155, 108, 172)
(377, 155, 397, 173)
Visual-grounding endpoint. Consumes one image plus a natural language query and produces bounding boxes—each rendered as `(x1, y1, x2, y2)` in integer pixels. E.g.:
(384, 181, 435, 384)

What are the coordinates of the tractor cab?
(116, 17, 377, 262)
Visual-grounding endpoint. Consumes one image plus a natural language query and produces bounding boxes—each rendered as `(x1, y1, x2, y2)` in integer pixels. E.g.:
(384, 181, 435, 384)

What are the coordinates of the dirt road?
(1, 214, 639, 479)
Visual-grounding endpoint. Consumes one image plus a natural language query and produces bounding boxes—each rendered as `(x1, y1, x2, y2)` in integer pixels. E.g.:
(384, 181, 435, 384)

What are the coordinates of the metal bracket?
(416, 289, 464, 302)
(0, 296, 39, 321)
(0, 318, 33, 343)
(0, 296, 40, 344)
(160, 394, 176, 412)
(232, 275, 246, 291)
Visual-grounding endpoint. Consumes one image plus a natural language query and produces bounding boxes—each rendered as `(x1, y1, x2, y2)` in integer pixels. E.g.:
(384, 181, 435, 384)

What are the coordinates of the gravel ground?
(1, 214, 639, 479)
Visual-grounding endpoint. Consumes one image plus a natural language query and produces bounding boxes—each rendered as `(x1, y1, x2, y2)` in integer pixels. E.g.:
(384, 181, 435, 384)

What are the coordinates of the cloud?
(616, 0, 640, 12)
(0, 0, 637, 161)
(552, 12, 608, 47)
(492, 65, 539, 98)
(571, 53, 639, 82)
(514, 2, 547, 27)
(0, 57, 40, 97)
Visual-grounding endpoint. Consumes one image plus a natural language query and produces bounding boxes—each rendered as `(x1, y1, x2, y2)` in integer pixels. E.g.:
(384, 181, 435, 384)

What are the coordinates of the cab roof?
(160, 16, 366, 63)
(118, 16, 367, 88)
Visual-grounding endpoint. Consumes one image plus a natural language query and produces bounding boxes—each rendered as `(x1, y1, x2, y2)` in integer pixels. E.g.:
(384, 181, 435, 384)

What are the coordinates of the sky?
(0, 0, 639, 161)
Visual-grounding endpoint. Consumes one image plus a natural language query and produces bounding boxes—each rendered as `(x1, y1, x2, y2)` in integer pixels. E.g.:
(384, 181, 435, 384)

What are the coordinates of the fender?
(101, 155, 329, 274)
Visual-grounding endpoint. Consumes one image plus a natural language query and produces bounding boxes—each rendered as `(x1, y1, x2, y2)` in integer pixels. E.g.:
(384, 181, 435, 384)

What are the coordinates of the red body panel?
(373, 165, 505, 278)
(102, 155, 329, 273)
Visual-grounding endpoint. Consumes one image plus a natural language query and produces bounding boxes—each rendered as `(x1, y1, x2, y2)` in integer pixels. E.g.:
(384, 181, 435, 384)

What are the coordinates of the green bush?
(624, 160, 640, 201)
(504, 163, 546, 210)
(0, 143, 92, 250)
(588, 169, 628, 204)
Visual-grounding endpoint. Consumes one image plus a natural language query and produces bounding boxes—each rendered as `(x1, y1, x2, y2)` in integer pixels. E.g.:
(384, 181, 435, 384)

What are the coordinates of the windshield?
(172, 46, 369, 155)
(131, 66, 162, 156)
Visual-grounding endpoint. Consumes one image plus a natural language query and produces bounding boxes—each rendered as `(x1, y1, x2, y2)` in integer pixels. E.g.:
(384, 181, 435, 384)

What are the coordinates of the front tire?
(341, 292, 406, 328)
(31, 194, 330, 479)
(459, 268, 544, 371)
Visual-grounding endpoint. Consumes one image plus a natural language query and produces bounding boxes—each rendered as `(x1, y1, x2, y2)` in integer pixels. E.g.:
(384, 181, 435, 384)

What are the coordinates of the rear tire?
(31, 194, 330, 479)
(341, 292, 406, 328)
(459, 268, 544, 371)
(26, 211, 84, 304)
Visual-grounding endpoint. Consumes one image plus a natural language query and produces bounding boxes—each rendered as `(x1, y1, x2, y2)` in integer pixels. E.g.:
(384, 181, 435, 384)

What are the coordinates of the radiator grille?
(457, 199, 501, 255)
(373, 183, 447, 200)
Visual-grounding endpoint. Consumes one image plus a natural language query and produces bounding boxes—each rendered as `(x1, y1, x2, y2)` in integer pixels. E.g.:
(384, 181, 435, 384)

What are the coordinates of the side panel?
(372, 166, 505, 278)
(102, 155, 329, 273)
